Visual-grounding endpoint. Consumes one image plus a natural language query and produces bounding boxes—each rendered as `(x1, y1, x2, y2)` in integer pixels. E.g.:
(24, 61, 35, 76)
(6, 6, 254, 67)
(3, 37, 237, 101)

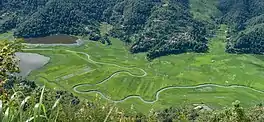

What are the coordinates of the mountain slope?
(14, 0, 118, 38)
(130, 1, 208, 59)
(0, 0, 209, 59)
(219, 0, 264, 54)
(1, 0, 264, 59)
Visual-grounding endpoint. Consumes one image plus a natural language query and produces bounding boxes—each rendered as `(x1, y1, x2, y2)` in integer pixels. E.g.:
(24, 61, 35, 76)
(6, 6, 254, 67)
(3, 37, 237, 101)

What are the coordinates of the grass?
(100, 23, 113, 36)
(0, 31, 14, 41)
(1, 86, 141, 122)
(0, 86, 60, 122)
(189, 0, 221, 22)
(21, 24, 264, 114)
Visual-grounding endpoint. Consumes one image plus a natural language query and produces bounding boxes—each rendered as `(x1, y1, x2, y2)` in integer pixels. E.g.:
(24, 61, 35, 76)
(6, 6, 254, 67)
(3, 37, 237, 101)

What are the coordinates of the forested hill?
(219, 0, 264, 55)
(1, 0, 264, 59)
(129, 1, 208, 59)
(1, 0, 118, 37)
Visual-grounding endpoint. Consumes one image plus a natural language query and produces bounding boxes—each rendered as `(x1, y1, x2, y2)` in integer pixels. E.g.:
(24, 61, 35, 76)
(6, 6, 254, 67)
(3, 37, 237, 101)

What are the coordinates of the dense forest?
(1, 0, 264, 58)
(130, 1, 208, 59)
(219, 0, 264, 54)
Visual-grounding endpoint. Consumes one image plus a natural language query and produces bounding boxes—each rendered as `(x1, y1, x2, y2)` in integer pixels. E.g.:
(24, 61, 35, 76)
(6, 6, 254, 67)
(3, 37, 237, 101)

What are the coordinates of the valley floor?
(5, 24, 264, 113)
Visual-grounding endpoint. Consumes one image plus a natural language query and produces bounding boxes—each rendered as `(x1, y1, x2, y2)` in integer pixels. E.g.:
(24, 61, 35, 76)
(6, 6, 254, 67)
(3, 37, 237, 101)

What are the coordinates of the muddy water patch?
(24, 34, 84, 47)
(15, 52, 50, 77)
(24, 34, 78, 44)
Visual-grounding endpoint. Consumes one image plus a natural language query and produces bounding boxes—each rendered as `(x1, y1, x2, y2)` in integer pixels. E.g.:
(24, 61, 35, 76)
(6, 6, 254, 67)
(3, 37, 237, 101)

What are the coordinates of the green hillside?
(1, 0, 264, 58)
(1, 0, 207, 59)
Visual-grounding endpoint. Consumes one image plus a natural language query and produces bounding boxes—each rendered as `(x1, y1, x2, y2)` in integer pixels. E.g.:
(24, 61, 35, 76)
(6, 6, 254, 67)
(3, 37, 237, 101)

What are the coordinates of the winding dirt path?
(74, 84, 264, 104)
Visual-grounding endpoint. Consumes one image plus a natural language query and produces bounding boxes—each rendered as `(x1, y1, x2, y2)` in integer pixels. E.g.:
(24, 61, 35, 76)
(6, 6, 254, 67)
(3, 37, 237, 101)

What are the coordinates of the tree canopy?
(1, 0, 264, 58)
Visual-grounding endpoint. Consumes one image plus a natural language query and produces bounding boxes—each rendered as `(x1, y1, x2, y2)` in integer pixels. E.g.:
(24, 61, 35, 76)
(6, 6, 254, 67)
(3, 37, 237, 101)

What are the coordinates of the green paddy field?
(7, 24, 264, 113)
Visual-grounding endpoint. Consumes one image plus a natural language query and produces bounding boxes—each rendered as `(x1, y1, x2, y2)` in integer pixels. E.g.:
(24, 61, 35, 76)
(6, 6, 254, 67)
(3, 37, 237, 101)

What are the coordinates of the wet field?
(24, 34, 78, 44)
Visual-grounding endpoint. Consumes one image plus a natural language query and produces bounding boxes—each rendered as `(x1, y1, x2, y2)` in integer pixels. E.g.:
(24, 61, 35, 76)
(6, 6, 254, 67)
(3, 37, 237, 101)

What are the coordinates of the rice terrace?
(4, 24, 263, 113)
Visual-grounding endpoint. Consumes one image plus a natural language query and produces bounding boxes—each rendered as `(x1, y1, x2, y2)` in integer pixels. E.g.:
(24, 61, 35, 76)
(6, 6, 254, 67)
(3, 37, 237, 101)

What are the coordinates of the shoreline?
(23, 39, 84, 47)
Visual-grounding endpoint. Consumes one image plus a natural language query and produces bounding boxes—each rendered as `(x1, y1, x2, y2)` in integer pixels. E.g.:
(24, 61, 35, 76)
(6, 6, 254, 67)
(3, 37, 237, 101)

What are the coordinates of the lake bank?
(23, 34, 84, 47)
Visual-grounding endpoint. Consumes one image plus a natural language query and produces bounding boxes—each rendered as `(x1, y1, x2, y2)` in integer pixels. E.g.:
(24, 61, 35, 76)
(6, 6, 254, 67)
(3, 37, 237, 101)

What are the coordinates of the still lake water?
(24, 34, 78, 44)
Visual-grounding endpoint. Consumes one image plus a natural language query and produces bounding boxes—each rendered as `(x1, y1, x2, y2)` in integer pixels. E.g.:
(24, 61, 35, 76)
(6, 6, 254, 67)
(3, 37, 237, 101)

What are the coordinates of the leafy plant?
(0, 39, 23, 98)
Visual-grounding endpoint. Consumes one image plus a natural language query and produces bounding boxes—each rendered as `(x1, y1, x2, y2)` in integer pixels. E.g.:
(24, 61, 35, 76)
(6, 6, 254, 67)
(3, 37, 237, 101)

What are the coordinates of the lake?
(24, 34, 78, 44)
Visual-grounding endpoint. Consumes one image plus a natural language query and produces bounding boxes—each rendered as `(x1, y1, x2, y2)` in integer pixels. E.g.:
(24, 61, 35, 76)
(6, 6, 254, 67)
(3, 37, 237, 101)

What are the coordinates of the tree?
(102, 35, 112, 45)
(0, 39, 23, 94)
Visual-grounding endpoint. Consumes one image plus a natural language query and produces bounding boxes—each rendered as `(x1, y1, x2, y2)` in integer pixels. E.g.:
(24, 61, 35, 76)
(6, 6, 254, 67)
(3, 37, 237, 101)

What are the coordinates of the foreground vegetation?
(3, 79, 264, 122)
(3, 89, 264, 122)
